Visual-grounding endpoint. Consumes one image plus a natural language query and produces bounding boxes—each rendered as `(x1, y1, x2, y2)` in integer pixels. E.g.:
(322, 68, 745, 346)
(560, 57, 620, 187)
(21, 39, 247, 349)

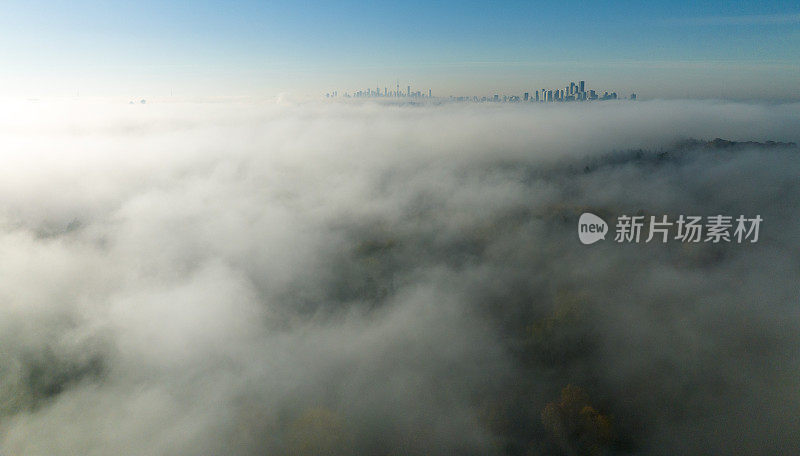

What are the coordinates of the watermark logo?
(578, 213, 763, 244)
(578, 213, 608, 244)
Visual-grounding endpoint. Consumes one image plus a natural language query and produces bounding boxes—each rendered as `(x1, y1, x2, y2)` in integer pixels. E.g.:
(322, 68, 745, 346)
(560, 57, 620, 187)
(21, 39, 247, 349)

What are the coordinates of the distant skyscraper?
(327, 79, 637, 103)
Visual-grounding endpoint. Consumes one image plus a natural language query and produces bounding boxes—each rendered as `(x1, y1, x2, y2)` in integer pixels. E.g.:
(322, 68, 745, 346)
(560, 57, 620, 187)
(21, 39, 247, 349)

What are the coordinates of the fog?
(0, 99, 798, 455)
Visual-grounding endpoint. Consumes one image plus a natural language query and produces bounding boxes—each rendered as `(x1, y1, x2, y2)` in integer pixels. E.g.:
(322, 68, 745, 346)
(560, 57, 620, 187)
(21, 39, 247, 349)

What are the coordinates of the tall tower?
(396, 80, 400, 97)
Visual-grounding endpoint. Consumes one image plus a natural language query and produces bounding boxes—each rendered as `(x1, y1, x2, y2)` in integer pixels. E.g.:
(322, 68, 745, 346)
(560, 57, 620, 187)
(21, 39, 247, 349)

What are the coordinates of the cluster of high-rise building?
(325, 82, 432, 99)
(325, 80, 636, 102)
(455, 80, 636, 103)
(522, 80, 635, 102)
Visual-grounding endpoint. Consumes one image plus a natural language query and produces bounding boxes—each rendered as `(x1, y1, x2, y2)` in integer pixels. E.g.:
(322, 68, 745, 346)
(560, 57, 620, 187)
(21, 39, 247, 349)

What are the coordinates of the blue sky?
(1, 0, 798, 99)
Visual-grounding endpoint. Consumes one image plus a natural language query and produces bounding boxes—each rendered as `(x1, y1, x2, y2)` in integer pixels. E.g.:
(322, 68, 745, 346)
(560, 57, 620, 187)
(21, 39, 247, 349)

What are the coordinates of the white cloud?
(0, 99, 798, 455)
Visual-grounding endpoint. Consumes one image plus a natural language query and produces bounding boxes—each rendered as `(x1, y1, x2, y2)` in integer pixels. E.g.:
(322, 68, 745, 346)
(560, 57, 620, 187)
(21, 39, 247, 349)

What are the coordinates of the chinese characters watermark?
(579, 213, 762, 245)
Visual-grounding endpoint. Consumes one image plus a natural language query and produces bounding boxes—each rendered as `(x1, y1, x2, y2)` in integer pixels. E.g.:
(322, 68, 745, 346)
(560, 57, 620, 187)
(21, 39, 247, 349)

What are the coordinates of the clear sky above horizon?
(1, 0, 798, 100)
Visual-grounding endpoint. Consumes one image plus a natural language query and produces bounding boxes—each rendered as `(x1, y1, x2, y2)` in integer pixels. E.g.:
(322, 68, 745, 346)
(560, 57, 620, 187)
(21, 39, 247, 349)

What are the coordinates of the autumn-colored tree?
(541, 385, 614, 456)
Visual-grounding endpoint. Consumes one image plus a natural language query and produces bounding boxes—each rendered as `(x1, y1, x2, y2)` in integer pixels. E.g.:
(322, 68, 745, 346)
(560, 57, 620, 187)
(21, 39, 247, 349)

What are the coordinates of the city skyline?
(327, 79, 635, 102)
(0, 1, 797, 100)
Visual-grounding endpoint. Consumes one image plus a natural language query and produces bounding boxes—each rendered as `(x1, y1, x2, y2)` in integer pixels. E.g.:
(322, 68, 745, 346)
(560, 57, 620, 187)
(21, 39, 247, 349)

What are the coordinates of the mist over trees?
(0, 100, 798, 455)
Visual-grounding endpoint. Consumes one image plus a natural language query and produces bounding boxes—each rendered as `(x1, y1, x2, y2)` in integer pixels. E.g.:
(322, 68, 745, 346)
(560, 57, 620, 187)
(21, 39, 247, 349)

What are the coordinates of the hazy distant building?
(326, 79, 636, 104)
